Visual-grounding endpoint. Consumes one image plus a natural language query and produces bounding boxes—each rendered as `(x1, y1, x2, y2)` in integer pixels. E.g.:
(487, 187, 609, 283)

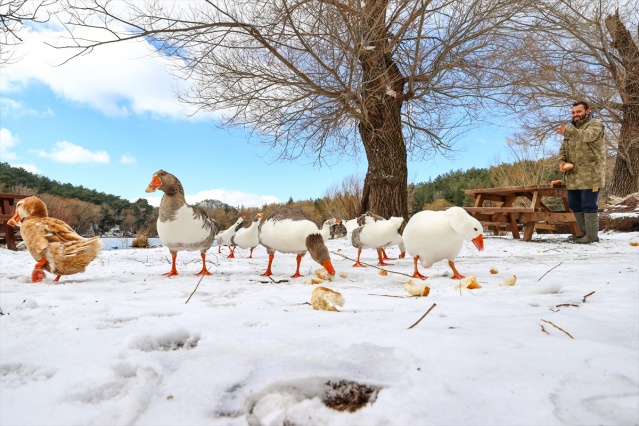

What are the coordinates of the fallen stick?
(407, 303, 437, 329)
(185, 275, 205, 304)
(582, 291, 595, 303)
(250, 277, 290, 284)
(541, 319, 574, 339)
(536, 262, 563, 281)
(368, 293, 412, 298)
(331, 251, 414, 278)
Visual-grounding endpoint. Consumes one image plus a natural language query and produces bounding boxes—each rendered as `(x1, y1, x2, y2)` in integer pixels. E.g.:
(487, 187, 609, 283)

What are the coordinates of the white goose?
(343, 217, 360, 239)
(230, 212, 263, 258)
(145, 170, 217, 277)
(403, 206, 484, 280)
(351, 212, 404, 267)
(258, 206, 338, 278)
(215, 216, 245, 258)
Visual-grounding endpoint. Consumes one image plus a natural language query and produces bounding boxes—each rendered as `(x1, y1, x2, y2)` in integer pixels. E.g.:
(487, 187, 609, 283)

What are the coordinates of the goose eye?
(473, 227, 478, 231)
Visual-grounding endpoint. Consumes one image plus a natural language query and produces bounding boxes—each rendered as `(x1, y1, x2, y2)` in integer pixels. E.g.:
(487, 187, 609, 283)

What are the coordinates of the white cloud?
(12, 163, 40, 174)
(144, 189, 281, 208)
(120, 155, 136, 165)
(0, 128, 19, 160)
(0, 23, 208, 120)
(0, 97, 53, 118)
(37, 141, 110, 164)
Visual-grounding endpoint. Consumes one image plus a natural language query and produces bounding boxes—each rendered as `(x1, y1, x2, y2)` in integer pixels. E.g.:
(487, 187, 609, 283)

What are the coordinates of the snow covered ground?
(1, 231, 638, 426)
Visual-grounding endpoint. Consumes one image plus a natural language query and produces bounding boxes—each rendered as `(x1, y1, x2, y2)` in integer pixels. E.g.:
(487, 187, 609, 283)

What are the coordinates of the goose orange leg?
(261, 254, 275, 276)
(353, 249, 365, 267)
(448, 261, 464, 279)
(53, 275, 62, 282)
(412, 256, 427, 280)
(377, 248, 393, 266)
(291, 255, 304, 278)
(32, 258, 47, 283)
(227, 246, 236, 259)
(195, 252, 212, 276)
(381, 248, 396, 260)
(248, 247, 254, 258)
(162, 253, 179, 277)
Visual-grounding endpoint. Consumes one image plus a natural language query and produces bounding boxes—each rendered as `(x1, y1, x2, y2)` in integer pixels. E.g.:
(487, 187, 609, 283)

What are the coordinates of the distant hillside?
(0, 162, 133, 209)
(195, 199, 237, 212)
(1, 162, 235, 213)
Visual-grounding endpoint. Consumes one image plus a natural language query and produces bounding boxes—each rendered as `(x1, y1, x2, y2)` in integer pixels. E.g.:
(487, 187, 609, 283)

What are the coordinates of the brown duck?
(8, 196, 103, 282)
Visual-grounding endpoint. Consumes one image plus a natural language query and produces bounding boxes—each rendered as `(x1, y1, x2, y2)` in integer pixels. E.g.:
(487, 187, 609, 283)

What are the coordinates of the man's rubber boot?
(576, 212, 599, 244)
(568, 212, 586, 241)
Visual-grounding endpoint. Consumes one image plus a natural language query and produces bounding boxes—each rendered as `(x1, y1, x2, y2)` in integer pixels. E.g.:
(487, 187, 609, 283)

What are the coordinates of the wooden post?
(0, 193, 29, 251)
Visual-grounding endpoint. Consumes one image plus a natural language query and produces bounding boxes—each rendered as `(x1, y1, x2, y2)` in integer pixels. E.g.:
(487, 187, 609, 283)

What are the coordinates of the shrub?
(132, 232, 149, 248)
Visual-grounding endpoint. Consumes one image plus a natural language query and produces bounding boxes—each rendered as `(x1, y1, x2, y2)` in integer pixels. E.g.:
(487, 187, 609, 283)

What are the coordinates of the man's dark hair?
(573, 101, 590, 110)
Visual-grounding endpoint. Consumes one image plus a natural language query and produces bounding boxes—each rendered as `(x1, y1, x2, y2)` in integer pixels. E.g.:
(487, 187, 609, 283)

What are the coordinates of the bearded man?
(556, 101, 606, 244)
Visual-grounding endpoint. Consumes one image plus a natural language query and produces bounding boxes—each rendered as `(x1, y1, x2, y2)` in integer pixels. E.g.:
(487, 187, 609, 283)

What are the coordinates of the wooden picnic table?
(463, 184, 579, 241)
(0, 193, 29, 250)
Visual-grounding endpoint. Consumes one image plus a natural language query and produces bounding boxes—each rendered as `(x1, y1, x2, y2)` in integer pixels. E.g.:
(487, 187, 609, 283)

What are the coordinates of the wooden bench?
(0, 193, 29, 250)
(464, 185, 578, 241)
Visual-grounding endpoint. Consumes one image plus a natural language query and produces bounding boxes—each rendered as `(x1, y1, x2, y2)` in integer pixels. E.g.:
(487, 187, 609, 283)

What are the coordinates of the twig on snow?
(185, 275, 206, 304)
(582, 291, 595, 303)
(331, 251, 414, 278)
(250, 277, 290, 284)
(541, 319, 574, 339)
(407, 303, 437, 329)
(368, 293, 412, 298)
(536, 262, 563, 281)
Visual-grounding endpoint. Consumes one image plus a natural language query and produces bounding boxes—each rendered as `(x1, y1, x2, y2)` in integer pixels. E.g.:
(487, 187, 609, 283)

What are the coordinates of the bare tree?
(317, 174, 363, 219)
(498, 0, 638, 196)
(54, 0, 533, 219)
(0, 0, 51, 66)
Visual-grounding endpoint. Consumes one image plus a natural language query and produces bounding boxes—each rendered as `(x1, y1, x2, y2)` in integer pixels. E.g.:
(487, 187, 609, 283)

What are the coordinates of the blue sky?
(1, 23, 513, 208)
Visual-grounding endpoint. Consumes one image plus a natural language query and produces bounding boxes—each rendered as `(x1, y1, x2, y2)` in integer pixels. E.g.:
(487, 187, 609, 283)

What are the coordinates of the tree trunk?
(359, 109, 408, 220)
(358, 0, 409, 220)
(606, 12, 639, 196)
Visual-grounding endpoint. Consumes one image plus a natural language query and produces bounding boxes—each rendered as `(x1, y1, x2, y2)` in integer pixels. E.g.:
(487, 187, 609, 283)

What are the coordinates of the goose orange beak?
(472, 234, 484, 251)
(145, 175, 162, 193)
(7, 213, 21, 227)
(322, 259, 336, 276)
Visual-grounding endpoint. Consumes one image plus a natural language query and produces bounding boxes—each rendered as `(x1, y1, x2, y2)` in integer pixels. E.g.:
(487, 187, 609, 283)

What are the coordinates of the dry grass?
(131, 232, 149, 248)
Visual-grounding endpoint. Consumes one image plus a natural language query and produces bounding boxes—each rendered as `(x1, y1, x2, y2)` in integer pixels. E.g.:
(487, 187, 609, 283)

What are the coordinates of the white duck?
(351, 212, 404, 267)
(230, 212, 263, 258)
(403, 206, 484, 280)
(145, 170, 217, 277)
(215, 216, 245, 258)
(258, 206, 338, 278)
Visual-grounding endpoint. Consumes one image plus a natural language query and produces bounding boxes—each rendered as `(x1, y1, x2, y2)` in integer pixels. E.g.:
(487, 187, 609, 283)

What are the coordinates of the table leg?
(507, 213, 520, 239)
(523, 222, 536, 241)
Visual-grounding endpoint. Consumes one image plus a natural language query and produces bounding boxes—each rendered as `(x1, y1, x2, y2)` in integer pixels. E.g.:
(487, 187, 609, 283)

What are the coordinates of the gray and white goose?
(258, 206, 338, 278)
(145, 169, 217, 277)
(351, 211, 404, 267)
(216, 216, 245, 258)
(230, 212, 263, 258)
